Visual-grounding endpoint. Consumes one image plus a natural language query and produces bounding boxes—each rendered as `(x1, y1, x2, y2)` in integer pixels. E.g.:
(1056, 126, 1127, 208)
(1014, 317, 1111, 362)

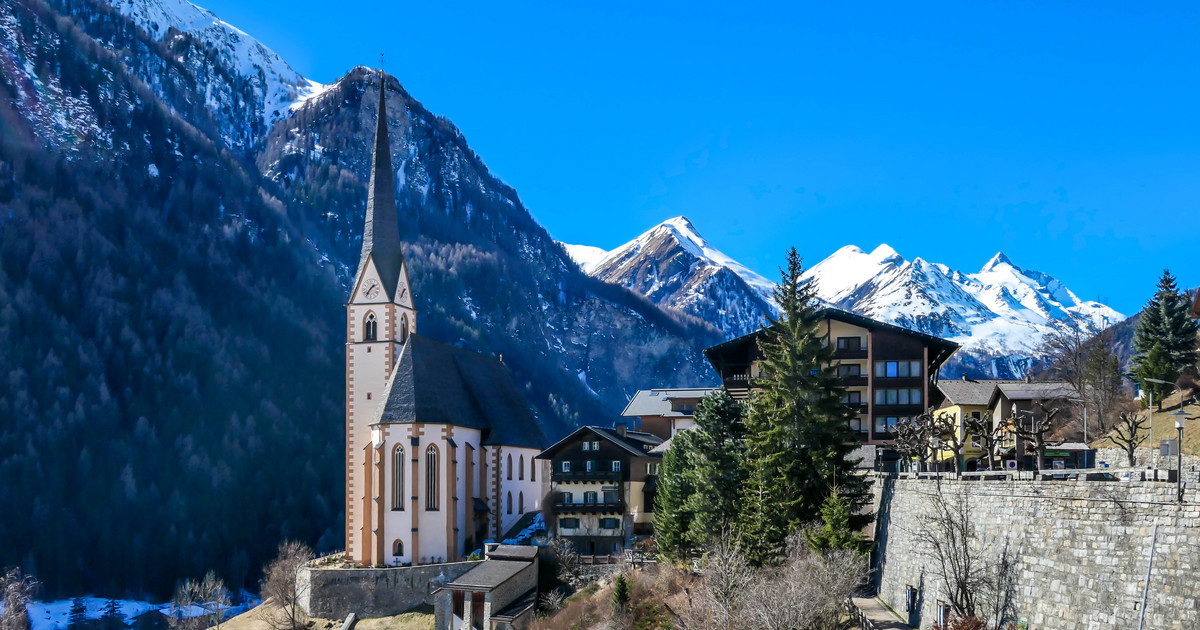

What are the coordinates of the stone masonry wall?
(298, 561, 481, 620)
(873, 477, 1200, 630)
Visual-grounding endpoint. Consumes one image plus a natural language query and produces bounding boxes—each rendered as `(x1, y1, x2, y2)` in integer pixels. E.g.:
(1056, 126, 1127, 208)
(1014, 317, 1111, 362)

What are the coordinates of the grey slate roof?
(372, 334, 547, 449)
(446, 560, 529, 590)
(358, 72, 406, 301)
(995, 382, 1078, 402)
(648, 426, 696, 454)
(937, 379, 1022, 406)
(621, 388, 717, 418)
(490, 589, 537, 622)
(536, 425, 664, 459)
(488, 544, 538, 560)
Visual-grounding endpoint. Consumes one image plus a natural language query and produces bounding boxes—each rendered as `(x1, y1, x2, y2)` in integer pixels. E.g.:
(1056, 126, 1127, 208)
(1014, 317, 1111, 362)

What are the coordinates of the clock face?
(397, 286, 408, 300)
(362, 279, 381, 300)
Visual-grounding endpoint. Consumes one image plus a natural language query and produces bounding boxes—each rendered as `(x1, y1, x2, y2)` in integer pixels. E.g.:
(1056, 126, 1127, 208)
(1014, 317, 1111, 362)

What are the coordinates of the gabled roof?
(704, 307, 959, 359)
(372, 334, 547, 449)
(937, 379, 1023, 407)
(357, 71, 406, 301)
(648, 425, 697, 454)
(443, 560, 529, 590)
(535, 425, 663, 460)
(989, 381, 1078, 406)
(620, 388, 717, 418)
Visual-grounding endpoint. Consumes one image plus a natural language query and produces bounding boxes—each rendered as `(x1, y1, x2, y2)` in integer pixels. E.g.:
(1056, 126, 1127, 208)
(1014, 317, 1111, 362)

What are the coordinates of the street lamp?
(1170, 410, 1188, 502)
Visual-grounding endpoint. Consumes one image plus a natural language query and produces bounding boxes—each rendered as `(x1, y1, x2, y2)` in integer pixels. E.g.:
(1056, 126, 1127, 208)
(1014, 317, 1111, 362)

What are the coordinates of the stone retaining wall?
(872, 477, 1200, 629)
(297, 561, 481, 619)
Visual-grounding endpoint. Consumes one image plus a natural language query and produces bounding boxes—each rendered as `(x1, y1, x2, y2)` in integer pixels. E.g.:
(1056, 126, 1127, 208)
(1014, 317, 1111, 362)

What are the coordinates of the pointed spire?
(358, 69, 405, 299)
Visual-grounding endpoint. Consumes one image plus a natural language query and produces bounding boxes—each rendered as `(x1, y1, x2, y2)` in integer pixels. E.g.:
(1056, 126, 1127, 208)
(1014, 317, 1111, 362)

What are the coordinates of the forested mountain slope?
(0, 0, 718, 600)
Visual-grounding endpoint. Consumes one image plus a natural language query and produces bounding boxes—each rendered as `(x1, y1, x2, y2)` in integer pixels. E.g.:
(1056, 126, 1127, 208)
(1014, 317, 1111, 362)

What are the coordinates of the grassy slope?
(1092, 392, 1200, 456)
(218, 603, 433, 630)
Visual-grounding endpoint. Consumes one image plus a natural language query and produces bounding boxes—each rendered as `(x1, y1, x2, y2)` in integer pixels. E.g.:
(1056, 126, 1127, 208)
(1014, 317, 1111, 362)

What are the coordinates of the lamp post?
(1170, 409, 1188, 502)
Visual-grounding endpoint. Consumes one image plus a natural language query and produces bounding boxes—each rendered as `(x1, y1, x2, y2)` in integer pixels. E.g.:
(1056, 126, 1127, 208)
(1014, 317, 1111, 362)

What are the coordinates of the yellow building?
(932, 378, 1021, 470)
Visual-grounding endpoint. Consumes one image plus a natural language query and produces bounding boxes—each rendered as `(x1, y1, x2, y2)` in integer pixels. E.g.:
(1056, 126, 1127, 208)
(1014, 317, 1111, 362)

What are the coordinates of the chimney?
(962, 374, 968, 381)
(1025, 374, 1032, 384)
(616, 425, 627, 437)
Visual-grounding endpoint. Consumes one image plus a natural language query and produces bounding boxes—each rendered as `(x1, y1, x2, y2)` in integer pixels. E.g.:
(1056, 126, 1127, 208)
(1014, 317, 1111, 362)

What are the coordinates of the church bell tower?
(345, 70, 416, 562)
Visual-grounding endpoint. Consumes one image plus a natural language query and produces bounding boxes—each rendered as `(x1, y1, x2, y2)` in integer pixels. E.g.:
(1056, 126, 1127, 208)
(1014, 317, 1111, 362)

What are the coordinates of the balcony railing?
(554, 500, 626, 514)
(844, 402, 868, 413)
(551, 469, 622, 482)
(833, 348, 868, 360)
(840, 375, 868, 387)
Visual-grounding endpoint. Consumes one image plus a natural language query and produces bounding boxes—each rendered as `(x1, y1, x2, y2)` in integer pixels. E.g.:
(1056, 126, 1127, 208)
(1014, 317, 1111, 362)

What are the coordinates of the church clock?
(362, 279, 381, 300)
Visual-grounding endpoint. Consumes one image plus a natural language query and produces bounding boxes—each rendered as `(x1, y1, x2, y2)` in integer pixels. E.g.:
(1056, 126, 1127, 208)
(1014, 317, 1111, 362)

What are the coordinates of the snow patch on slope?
(560, 242, 609, 274)
(108, 0, 326, 128)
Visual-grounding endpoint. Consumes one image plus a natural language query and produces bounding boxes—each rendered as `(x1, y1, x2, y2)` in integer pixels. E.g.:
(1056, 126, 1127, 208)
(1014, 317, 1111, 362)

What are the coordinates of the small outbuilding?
(433, 545, 539, 630)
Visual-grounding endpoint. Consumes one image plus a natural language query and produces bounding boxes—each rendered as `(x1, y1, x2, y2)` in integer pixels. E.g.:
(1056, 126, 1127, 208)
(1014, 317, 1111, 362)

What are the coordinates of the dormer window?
(364, 312, 378, 341)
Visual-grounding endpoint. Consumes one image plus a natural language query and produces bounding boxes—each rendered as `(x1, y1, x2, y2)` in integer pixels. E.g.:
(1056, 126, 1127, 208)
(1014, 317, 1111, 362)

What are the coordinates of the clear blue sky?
(204, 0, 1198, 315)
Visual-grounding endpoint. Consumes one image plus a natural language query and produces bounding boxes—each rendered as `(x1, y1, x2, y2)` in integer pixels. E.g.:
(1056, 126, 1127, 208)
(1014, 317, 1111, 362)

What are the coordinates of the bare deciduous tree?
(696, 537, 754, 629)
(1011, 400, 1068, 471)
(914, 483, 1018, 627)
(894, 417, 932, 472)
(1110, 411, 1150, 467)
(925, 411, 966, 473)
(168, 571, 230, 630)
(0, 568, 39, 630)
(964, 411, 1005, 471)
(548, 537, 582, 586)
(740, 533, 867, 630)
(261, 541, 314, 630)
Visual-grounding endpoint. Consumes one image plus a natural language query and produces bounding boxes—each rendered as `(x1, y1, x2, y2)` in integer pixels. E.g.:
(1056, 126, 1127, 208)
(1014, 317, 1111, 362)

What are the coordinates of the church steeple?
(357, 70, 405, 300)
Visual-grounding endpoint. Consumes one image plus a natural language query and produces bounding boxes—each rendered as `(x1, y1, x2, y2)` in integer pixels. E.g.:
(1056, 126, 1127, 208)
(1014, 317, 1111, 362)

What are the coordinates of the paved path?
(850, 596, 914, 629)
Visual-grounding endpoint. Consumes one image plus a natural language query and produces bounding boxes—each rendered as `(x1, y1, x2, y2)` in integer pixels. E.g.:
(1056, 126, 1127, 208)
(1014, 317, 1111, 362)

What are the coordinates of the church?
(345, 73, 548, 567)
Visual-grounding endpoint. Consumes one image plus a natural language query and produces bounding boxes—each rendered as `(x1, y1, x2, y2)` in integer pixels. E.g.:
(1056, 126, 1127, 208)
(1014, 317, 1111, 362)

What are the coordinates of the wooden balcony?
(551, 469, 622, 483)
(553, 500, 626, 514)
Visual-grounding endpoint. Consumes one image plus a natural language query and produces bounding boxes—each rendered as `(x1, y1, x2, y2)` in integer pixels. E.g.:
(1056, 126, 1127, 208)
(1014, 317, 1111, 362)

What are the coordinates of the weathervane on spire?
(379, 52, 386, 76)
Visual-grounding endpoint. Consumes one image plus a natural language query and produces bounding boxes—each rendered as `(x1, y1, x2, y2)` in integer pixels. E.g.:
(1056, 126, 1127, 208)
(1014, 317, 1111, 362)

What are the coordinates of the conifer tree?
(653, 430, 697, 559)
(683, 389, 747, 547)
(68, 598, 86, 629)
(737, 247, 866, 565)
(1136, 343, 1175, 410)
(1133, 270, 1199, 376)
(611, 574, 630, 616)
(805, 486, 862, 552)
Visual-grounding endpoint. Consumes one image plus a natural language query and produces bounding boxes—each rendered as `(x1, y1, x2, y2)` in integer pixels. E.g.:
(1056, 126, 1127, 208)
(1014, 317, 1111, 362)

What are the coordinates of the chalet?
(704, 308, 958, 470)
(535, 426, 664, 556)
(620, 388, 716, 440)
(986, 380, 1087, 469)
(934, 378, 1022, 470)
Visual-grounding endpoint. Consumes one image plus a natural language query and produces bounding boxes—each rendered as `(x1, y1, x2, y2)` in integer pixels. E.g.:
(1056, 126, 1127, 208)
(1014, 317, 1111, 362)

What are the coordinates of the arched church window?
(507, 454, 513, 480)
(392, 445, 405, 511)
(364, 312, 378, 342)
(392, 539, 403, 557)
(399, 313, 409, 344)
(506, 492, 513, 514)
(531, 457, 536, 481)
(519, 455, 525, 480)
(519, 491, 524, 514)
(426, 445, 439, 510)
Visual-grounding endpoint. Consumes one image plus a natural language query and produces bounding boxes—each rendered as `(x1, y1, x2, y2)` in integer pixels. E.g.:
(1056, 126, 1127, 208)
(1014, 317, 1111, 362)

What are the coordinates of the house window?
(584, 491, 598, 504)
(591, 441, 600, 450)
(425, 445, 439, 510)
(850, 417, 867, 433)
(936, 601, 951, 626)
(838, 364, 862, 377)
(905, 586, 917, 612)
(599, 518, 620, 530)
(874, 416, 901, 434)
(843, 391, 862, 404)
(874, 360, 922, 378)
(507, 454, 513, 480)
(603, 490, 618, 504)
(874, 389, 922, 406)
(582, 442, 591, 451)
(560, 491, 574, 504)
(586, 460, 596, 472)
(393, 539, 404, 558)
(836, 337, 862, 351)
(519, 455, 525, 480)
(561, 461, 571, 472)
(364, 312, 378, 341)
(646, 463, 661, 475)
(559, 517, 579, 529)
(506, 492, 513, 514)
(392, 445, 405, 510)
(611, 461, 621, 472)
(970, 435, 983, 449)
(519, 491, 525, 513)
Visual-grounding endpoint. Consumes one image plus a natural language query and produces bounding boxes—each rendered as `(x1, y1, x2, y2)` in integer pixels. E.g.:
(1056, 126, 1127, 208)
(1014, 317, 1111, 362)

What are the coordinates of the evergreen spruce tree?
(804, 486, 862, 552)
(1137, 343, 1175, 409)
(737, 247, 867, 565)
(1133, 270, 1199, 376)
(101, 599, 123, 630)
(68, 597, 87, 629)
(683, 389, 747, 547)
(611, 574, 630, 614)
(653, 430, 697, 559)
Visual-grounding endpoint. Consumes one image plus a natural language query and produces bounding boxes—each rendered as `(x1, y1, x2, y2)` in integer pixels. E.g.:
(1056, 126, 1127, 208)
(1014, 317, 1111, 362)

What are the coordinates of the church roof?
(358, 71, 406, 301)
(372, 334, 547, 449)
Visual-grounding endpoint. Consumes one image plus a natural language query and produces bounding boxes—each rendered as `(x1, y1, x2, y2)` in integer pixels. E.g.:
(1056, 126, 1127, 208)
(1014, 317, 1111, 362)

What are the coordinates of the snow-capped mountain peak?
(560, 243, 610, 274)
(109, 0, 328, 135)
